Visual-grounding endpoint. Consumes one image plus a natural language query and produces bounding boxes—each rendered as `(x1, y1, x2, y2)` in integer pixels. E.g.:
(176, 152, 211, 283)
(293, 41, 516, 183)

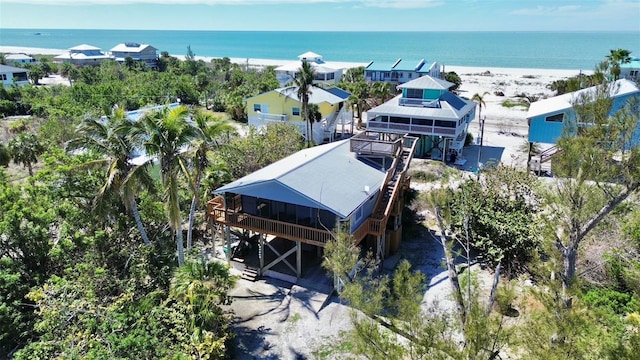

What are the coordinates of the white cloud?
(510, 5, 581, 16)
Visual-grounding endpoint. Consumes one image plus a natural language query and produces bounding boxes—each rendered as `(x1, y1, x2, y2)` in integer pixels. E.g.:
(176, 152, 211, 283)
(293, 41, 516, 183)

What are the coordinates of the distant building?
(275, 51, 358, 87)
(365, 58, 441, 85)
(54, 44, 112, 66)
(620, 57, 640, 82)
(0, 64, 30, 87)
(5, 53, 37, 66)
(110, 42, 158, 68)
(367, 75, 475, 159)
(245, 85, 352, 144)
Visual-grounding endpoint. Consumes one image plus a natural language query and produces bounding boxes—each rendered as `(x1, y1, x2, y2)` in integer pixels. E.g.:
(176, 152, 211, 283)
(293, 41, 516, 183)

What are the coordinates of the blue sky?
(1, 0, 639, 31)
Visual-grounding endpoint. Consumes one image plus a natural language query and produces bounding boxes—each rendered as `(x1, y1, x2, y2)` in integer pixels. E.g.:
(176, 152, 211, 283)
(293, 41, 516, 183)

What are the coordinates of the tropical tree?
(8, 132, 44, 176)
(136, 105, 198, 266)
(347, 81, 371, 130)
(606, 48, 632, 80)
(186, 110, 235, 251)
(0, 142, 10, 167)
(68, 108, 154, 245)
(371, 81, 394, 106)
(294, 60, 316, 147)
(471, 91, 490, 151)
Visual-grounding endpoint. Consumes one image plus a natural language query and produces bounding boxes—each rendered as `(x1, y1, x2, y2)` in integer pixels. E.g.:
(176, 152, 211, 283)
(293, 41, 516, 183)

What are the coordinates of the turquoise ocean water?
(0, 29, 638, 70)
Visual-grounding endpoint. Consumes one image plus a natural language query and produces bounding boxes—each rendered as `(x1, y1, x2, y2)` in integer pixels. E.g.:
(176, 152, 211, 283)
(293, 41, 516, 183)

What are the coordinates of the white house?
(275, 51, 364, 87)
(110, 43, 158, 68)
(54, 44, 113, 66)
(0, 64, 30, 87)
(4, 54, 37, 66)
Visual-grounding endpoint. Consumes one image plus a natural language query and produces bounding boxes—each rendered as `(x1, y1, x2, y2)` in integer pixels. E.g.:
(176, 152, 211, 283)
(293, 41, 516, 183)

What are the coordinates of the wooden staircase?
(531, 145, 561, 175)
(373, 147, 412, 219)
(241, 266, 260, 282)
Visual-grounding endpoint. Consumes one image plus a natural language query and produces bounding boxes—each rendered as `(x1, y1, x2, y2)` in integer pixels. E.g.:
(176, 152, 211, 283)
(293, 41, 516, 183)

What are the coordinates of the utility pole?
(476, 115, 485, 179)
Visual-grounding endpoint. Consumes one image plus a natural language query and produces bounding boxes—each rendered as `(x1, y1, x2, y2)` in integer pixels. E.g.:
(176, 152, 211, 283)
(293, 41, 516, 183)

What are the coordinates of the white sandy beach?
(1, 45, 585, 169)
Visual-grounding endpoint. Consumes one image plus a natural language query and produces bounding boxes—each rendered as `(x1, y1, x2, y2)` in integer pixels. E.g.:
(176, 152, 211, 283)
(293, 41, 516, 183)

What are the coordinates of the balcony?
(350, 131, 404, 156)
(258, 112, 289, 122)
(398, 97, 440, 108)
(367, 120, 457, 136)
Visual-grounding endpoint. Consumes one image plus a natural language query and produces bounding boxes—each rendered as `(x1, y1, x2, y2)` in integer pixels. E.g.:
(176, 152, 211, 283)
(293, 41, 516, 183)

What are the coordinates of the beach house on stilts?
(366, 75, 476, 159)
(207, 131, 417, 282)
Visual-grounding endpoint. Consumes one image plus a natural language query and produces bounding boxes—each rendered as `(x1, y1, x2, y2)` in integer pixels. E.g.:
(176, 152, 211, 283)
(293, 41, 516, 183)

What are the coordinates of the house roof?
(620, 57, 640, 69)
(69, 44, 102, 51)
(298, 51, 322, 61)
(0, 64, 29, 73)
(110, 43, 156, 53)
(527, 79, 640, 119)
(246, 86, 349, 105)
(55, 53, 112, 60)
(215, 140, 386, 218)
(366, 58, 435, 73)
(5, 54, 34, 60)
(398, 75, 453, 90)
(275, 61, 339, 73)
(277, 86, 349, 105)
(367, 92, 475, 121)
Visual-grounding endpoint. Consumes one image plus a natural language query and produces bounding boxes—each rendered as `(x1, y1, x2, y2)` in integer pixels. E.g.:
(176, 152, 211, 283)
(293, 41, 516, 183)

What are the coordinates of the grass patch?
(501, 99, 528, 109)
(311, 332, 356, 359)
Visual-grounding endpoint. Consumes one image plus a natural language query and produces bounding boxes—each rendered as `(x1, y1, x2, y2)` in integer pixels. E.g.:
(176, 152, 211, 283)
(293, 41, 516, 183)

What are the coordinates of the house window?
(545, 113, 564, 122)
(435, 120, 456, 128)
(292, 107, 300, 116)
(408, 73, 412, 78)
(0, 74, 6, 81)
(413, 118, 433, 126)
(406, 88, 422, 99)
(253, 104, 261, 112)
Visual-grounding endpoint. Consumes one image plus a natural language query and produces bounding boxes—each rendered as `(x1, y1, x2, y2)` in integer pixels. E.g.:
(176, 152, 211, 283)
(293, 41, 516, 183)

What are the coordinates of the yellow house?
(246, 86, 352, 144)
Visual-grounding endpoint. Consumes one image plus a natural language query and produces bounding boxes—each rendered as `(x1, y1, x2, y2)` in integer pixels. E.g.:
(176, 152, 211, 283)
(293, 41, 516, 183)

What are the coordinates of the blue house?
(527, 79, 640, 145)
(620, 57, 640, 82)
(365, 58, 441, 85)
(366, 75, 476, 159)
(207, 131, 417, 279)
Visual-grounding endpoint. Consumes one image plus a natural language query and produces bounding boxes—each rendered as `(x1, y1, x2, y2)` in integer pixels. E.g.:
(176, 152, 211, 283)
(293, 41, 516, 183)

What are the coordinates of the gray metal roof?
(275, 86, 348, 105)
(398, 75, 453, 90)
(0, 64, 29, 73)
(368, 93, 475, 121)
(215, 140, 386, 218)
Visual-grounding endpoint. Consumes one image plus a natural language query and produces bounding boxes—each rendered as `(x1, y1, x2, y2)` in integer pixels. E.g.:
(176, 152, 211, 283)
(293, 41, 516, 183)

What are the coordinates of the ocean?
(0, 29, 638, 70)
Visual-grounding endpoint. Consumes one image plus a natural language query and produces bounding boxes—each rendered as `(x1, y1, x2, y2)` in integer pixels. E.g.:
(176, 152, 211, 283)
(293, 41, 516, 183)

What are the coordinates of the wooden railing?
(350, 131, 403, 156)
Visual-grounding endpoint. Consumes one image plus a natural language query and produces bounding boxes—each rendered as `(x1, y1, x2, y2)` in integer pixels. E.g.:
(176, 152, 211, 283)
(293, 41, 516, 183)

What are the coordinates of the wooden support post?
(225, 225, 231, 264)
(296, 241, 302, 278)
(259, 234, 264, 276)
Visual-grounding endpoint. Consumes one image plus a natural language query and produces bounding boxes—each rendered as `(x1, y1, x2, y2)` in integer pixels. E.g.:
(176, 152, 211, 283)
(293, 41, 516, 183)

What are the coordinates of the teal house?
(527, 79, 640, 146)
(366, 75, 476, 159)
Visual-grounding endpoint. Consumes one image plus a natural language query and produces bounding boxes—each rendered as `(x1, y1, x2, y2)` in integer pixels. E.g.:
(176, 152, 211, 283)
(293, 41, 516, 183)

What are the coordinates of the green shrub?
(582, 288, 640, 315)
(465, 132, 474, 146)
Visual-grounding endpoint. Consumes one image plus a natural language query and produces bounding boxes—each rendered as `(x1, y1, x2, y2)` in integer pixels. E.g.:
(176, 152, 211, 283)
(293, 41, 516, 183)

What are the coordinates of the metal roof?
(69, 44, 102, 51)
(5, 54, 34, 60)
(324, 87, 351, 100)
(527, 79, 640, 119)
(274, 86, 348, 105)
(368, 93, 475, 121)
(0, 64, 29, 73)
(398, 75, 453, 90)
(215, 140, 386, 218)
(110, 43, 156, 53)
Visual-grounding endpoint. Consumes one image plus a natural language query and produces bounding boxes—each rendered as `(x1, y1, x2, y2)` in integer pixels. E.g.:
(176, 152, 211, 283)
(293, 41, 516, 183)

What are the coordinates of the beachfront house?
(0, 64, 30, 87)
(275, 52, 349, 87)
(207, 131, 417, 279)
(246, 85, 352, 144)
(365, 58, 441, 85)
(4, 54, 37, 66)
(620, 57, 640, 82)
(54, 44, 113, 66)
(366, 75, 476, 159)
(110, 43, 158, 68)
(526, 79, 640, 171)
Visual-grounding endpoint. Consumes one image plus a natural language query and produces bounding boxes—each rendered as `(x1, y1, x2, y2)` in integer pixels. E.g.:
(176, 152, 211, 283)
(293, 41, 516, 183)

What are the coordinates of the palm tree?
(8, 132, 44, 176)
(347, 81, 371, 130)
(68, 108, 154, 245)
(136, 105, 198, 266)
(606, 48, 632, 80)
(471, 91, 490, 124)
(294, 60, 316, 147)
(186, 110, 235, 251)
(371, 81, 394, 106)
